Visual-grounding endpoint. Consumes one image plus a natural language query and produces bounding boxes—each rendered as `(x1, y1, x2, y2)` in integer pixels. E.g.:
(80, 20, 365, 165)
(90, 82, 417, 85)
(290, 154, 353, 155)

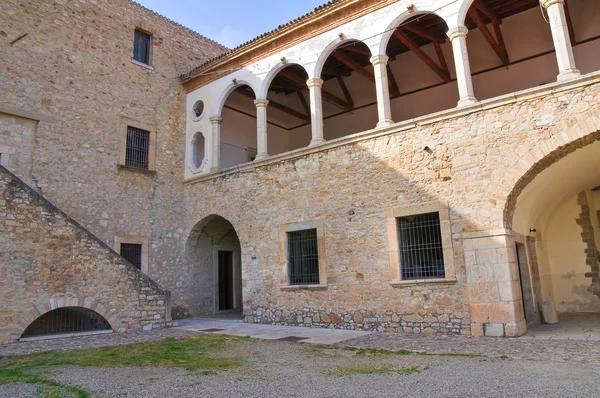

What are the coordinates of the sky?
(136, 0, 327, 48)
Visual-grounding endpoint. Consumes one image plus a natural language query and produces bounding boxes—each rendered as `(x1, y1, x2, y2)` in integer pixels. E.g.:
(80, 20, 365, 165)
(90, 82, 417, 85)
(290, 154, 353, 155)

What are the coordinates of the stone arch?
(313, 36, 373, 79)
(258, 60, 309, 99)
(377, 10, 447, 55)
(502, 129, 600, 229)
(455, 0, 476, 27)
(213, 80, 258, 118)
(183, 214, 242, 315)
(15, 296, 117, 340)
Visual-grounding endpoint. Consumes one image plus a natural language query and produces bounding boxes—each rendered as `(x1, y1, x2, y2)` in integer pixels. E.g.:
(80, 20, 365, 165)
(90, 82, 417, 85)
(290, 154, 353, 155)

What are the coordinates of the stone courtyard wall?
(0, 0, 226, 312)
(184, 75, 600, 336)
(0, 166, 171, 343)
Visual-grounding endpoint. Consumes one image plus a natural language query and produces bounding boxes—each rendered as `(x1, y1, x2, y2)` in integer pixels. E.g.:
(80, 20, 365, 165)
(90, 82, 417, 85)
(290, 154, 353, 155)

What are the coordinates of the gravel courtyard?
(1, 326, 600, 398)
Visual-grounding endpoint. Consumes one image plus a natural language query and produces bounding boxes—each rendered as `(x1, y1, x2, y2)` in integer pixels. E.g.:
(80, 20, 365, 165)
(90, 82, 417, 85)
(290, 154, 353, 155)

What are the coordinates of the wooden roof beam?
(468, 8, 509, 66)
(279, 69, 354, 112)
(237, 87, 310, 122)
(393, 29, 451, 82)
(402, 23, 446, 43)
(472, 0, 501, 24)
(331, 50, 376, 84)
(336, 76, 354, 109)
(386, 64, 400, 97)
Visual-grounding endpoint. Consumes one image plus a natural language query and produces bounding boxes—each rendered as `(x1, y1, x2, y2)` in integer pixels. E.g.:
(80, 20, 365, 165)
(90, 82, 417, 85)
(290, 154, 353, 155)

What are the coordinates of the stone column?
(541, 0, 580, 81)
(370, 54, 394, 128)
(254, 99, 269, 161)
(209, 116, 222, 172)
(306, 78, 326, 146)
(447, 27, 478, 107)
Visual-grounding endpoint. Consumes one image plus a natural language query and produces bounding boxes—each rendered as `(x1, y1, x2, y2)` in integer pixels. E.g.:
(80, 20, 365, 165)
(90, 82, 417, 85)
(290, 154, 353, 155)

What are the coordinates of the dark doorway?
(516, 243, 536, 325)
(218, 250, 235, 311)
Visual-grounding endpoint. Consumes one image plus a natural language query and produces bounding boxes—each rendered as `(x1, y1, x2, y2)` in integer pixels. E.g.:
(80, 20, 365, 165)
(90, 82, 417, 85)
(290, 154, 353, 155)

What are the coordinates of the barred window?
(125, 126, 150, 170)
(133, 29, 151, 65)
(120, 243, 142, 270)
(397, 212, 445, 280)
(287, 229, 319, 285)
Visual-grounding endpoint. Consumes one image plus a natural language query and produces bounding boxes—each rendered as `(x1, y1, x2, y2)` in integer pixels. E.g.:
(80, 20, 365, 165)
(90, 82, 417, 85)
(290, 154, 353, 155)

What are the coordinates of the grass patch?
(0, 335, 242, 396)
(499, 355, 510, 360)
(328, 364, 421, 377)
(340, 346, 481, 358)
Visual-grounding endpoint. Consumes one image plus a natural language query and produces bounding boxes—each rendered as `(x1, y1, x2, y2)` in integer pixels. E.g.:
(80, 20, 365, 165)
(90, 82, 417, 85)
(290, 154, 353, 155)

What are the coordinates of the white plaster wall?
(545, 196, 600, 313)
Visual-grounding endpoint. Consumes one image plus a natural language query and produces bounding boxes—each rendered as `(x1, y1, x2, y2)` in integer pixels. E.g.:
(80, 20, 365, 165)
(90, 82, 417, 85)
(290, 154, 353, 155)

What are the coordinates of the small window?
(120, 243, 143, 270)
(287, 229, 320, 285)
(125, 126, 150, 170)
(397, 212, 445, 280)
(133, 29, 152, 65)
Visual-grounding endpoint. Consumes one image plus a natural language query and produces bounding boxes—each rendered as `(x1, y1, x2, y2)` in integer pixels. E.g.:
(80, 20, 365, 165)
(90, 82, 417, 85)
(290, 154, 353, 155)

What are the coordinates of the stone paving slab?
(175, 318, 373, 344)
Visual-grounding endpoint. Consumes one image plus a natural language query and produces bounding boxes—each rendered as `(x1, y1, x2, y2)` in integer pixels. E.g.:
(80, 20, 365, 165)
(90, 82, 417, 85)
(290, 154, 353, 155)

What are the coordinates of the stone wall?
(0, 0, 226, 313)
(0, 166, 171, 343)
(184, 76, 600, 336)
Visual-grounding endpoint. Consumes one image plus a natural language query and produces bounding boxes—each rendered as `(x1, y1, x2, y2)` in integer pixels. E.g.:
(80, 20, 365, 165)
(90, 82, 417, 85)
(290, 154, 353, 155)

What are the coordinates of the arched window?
(193, 132, 205, 169)
(21, 307, 112, 339)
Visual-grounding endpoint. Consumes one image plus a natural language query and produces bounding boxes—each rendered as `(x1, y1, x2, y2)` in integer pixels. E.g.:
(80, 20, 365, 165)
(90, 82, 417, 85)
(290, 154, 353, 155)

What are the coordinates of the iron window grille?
(133, 29, 151, 64)
(397, 212, 445, 280)
(125, 126, 150, 170)
(120, 243, 143, 270)
(287, 229, 320, 285)
(21, 307, 111, 338)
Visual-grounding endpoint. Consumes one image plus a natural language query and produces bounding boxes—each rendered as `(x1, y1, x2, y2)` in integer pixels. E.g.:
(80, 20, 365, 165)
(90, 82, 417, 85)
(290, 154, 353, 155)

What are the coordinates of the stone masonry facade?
(184, 76, 600, 336)
(0, 166, 171, 343)
(0, 0, 227, 327)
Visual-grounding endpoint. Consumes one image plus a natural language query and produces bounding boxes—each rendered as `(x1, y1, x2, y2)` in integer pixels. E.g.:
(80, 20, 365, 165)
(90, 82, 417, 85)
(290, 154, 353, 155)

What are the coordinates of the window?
(387, 201, 456, 285)
(120, 243, 143, 270)
(287, 229, 320, 285)
(397, 212, 444, 280)
(133, 29, 152, 65)
(125, 126, 150, 170)
(118, 118, 156, 173)
(114, 235, 149, 274)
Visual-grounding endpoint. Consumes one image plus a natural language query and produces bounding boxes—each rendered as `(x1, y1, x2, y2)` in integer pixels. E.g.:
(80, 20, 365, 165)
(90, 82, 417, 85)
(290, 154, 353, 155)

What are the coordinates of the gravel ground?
(21, 339, 600, 398)
(3, 327, 600, 397)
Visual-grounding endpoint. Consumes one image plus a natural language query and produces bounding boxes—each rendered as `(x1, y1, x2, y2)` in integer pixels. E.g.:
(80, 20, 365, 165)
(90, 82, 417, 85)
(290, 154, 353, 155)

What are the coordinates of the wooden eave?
(181, 0, 399, 93)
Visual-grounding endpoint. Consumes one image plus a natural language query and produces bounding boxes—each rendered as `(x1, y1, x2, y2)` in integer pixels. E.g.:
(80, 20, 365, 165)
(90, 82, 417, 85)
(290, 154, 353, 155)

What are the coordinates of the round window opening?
(192, 100, 205, 119)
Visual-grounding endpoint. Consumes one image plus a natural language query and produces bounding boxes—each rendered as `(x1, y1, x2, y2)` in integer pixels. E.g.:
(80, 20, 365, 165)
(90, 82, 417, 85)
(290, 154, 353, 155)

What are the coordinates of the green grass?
(327, 364, 421, 377)
(0, 335, 242, 397)
(339, 346, 481, 358)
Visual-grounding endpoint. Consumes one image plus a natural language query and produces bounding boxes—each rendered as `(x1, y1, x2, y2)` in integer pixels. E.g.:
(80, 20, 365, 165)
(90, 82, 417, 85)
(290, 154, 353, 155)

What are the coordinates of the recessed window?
(120, 243, 143, 270)
(133, 29, 152, 65)
(193, 132, 205, 168)
(125, 126, 150, 170)
(397, 212, 445, 280)
(287, 229, 320, 285)
(192, 100, 205, 119)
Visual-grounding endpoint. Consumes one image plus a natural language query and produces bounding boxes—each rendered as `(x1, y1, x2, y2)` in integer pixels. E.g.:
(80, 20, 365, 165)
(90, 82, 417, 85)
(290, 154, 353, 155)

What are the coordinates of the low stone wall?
(247, 307, 470, 335)
(0, 166, 171, 343)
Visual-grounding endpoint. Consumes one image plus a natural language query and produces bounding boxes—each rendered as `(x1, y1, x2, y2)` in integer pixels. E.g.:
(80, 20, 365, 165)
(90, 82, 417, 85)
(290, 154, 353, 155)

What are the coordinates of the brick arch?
(502, 128, 600, 229)
(16, 296, 116, 340)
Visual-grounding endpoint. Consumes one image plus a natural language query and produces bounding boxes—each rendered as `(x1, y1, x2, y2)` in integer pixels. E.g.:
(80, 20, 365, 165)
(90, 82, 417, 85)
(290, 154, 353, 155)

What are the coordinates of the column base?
(254, 154, 269, 162)
(209, 166, 220, 173)
(457, 97, 479, 108)
(376, 119, 394, 128)
(309, 138, 326, 147)
(557, 69, 581, 82)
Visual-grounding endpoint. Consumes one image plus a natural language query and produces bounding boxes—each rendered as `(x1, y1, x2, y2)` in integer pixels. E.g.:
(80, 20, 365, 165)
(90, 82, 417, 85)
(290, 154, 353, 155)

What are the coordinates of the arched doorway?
(21, 307, 112, 340)
(509, 135, 600, 336)
(185, 215, 242, 316)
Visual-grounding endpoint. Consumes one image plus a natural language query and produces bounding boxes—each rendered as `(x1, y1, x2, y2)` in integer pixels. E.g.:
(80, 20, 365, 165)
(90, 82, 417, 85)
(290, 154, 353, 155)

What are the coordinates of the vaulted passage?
(184, 215, 242, 316)
(20, 307, 112, 339)
(511, 138, 600, 329)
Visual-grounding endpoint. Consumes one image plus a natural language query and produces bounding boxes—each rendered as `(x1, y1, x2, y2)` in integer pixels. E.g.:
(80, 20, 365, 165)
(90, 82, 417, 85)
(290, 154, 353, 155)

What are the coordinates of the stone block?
(484, 323, 505, 337)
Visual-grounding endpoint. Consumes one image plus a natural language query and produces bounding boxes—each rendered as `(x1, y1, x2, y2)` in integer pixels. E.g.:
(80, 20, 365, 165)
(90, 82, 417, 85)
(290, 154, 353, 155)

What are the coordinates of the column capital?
(254, 99, 269, 108)
(540, 0, 564, 9)
(447, 26, 469, 41)
(209, 116, 223, 124)
(369, 54, 389, 66)
(306, 78, 324, 88)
